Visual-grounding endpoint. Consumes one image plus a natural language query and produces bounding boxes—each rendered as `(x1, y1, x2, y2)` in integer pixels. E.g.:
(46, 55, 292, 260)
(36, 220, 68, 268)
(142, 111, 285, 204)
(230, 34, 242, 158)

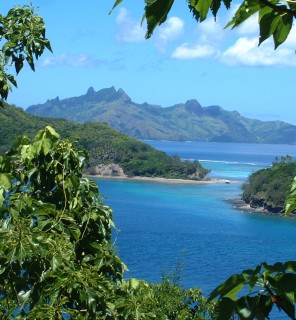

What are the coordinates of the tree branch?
(260, 0, 296, 18)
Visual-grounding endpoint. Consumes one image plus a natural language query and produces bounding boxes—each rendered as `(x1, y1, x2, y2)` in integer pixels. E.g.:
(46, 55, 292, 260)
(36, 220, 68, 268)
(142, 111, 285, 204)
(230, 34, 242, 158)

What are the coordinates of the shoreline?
(227, 198, 294, 218)
(85, 174, 239, 185)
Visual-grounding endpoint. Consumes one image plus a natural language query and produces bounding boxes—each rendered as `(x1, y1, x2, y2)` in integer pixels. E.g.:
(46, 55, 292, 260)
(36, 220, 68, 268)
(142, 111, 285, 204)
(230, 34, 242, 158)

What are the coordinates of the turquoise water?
(94, 141, 296, 317)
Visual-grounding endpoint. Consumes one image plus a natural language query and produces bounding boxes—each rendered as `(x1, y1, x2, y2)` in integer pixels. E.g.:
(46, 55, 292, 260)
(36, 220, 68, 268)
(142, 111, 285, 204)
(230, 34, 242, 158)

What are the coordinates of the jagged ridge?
(26, 87, 296, 144)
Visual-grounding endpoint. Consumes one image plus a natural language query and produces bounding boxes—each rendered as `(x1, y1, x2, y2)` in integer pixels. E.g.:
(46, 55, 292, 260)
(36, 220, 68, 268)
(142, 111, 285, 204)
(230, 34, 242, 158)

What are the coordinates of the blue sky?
(3, 0, 296, 124)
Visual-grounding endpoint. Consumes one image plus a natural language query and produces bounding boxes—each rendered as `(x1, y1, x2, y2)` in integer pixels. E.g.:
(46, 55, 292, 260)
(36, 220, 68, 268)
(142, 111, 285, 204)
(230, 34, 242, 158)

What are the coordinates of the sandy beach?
(85, 174, 238, 185)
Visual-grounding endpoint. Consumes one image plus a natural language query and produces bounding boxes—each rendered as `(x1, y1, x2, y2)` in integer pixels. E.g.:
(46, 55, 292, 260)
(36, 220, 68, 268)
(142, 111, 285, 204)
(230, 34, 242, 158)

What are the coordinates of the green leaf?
(208, 274, 245, 301)
(33, 126, 59, 155)
(129, 278, 141, 290)
(273, 273, 296, 304)
(237, 296, 260, 319)
(21, 144, 35, 161)
(211, 0, 222, 19)
(194, 0, 213, 22)
(284, 261, 296, 272)
(225, 0, 260, 29)
(273, 12, 293, 49)
(262, 261, 285, 274)
(0, 173, 13, 190)
(214, 297, 236, 320)
(255, 295, 273, 320)
(144, 0, 174, 38)
(109, 0, 124, 14)
(259, 4, 293, 48)
(67, 222, 81, 241)
(241, 265, 262, 291)
(259, 6, 279, 45)
(0, 188, 5, 206)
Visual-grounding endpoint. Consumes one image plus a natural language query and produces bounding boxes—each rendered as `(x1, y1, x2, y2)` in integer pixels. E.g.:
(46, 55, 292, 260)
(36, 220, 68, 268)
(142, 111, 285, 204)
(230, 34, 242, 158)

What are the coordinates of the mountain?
(0, 103, 209, 180)
(26, 86, 296, 144)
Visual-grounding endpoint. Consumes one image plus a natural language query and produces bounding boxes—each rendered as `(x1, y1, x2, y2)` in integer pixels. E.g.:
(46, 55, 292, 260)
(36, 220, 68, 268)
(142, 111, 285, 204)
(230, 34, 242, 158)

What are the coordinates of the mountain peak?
(86, 86, 96, 96)
(184, 99, 203, 115)
(93, 87, 131, 103)
(116, 88, 131, 103)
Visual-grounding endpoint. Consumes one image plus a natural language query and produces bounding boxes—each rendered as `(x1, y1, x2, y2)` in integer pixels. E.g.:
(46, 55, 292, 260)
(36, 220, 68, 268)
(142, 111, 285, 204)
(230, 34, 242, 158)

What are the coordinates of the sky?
(2, 0, 296, 124)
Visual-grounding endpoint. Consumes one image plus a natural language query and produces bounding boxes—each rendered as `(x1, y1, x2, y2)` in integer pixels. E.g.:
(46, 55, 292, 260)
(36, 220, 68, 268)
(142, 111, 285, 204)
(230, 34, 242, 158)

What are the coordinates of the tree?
(111, 0, 295, 49)
(0, 126, 125, 318)
(208, 261, 296, 320)
(0, 126, 213, 319)
(0, 5, 51, 102)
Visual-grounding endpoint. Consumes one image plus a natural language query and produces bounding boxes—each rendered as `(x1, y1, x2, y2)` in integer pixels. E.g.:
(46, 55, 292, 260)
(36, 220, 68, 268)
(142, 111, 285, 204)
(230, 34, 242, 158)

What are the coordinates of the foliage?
(0, 126, 212, 319)
(242, 156, 296, 213)
(0, 5, 51, 101)
(151, 271, 215, 319)
(286, 177, 296, 214)
(114, 275, 215, 320)
(0, 126, 125, 318)
(111, 0, 296, 48)
(208, 261, 296, 319)
(0, 103, 209, 180)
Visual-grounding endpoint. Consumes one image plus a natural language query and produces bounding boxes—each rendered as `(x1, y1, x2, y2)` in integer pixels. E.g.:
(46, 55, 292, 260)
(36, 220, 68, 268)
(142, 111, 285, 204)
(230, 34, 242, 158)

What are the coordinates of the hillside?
(242, 158, 296, 213)
(0, 103, 209, 180)
(27, 86, 296, 144)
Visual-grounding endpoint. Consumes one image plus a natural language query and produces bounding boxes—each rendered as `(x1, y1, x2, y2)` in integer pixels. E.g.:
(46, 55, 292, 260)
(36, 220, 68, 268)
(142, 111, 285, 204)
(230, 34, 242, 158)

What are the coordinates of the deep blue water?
(94, 141, 296, 317)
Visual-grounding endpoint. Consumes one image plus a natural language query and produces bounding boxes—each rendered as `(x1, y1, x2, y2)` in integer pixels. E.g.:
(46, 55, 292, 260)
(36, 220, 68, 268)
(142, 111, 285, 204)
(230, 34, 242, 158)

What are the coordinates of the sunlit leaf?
(0, 173, 13, 189)
(225, 0, 260, 29)
(273, 12, 293, 48)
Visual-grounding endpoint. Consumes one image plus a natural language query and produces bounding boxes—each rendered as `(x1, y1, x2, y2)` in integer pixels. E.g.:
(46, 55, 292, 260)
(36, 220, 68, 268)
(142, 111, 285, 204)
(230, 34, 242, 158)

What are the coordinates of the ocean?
(93, 141, 296, 317)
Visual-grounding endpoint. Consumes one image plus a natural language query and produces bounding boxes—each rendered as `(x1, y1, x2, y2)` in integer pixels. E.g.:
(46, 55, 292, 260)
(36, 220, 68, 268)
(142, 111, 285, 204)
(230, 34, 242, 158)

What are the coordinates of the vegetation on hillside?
(242, 156, 296, 213)
(0, 126, 214, 319)
(0, 103, 209, 180)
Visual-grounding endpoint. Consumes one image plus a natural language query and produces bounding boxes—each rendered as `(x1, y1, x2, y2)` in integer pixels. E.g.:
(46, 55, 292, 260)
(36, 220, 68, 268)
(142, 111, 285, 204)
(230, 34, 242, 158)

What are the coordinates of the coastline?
(85, 174, 238, 185)
(227, 198, 293, 218)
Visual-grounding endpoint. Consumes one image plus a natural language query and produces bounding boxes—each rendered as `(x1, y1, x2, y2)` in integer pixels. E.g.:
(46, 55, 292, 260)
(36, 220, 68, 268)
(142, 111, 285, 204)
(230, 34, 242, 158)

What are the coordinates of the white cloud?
(170, 10, 296, 68)
(159, 17, 184, 40)
(116, 7, 145, 42)
(40, 53, 104, 68)
(221, 36, 296, 67)
(198, 19, 225, 44)
(171, 19, 223, 59)
(236, 14, 259, 36)
(155, 17, 184, 52)
(172, 43, 217, 59)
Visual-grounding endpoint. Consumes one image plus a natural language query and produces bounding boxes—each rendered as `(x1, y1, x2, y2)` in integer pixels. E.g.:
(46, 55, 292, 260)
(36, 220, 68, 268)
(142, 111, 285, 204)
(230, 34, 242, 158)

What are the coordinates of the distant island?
(27, 86, 296, 144)
(0, 103, 209, 181)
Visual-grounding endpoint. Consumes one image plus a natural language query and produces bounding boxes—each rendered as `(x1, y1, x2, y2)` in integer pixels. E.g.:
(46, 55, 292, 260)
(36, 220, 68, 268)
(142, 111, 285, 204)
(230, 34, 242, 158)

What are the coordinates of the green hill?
(0, 103, 209, 180)
(27, 86, 296, 144)
(242, 157, 296, 213)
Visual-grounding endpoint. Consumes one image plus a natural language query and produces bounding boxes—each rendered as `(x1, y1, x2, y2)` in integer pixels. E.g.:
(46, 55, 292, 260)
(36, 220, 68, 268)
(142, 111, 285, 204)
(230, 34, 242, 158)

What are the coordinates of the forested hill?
(242, 158, 296, 214)
(27, 86, 296, 144)
(0, 103, 209, 180)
